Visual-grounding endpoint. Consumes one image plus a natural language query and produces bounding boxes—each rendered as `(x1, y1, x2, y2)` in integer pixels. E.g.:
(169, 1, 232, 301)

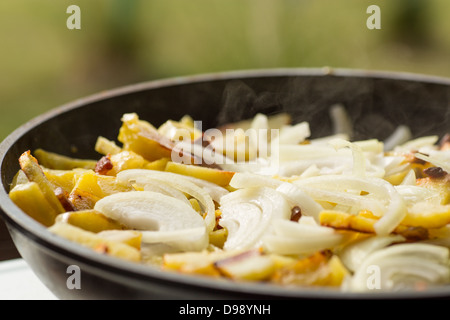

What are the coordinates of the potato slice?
(163, 250, 234, 276)
(97, 230, 142, 250)
(9, 182, 60, 226)
(271, 251, 349, 287)
(320, 210, 377, 234)
(320, 210, 429, 240)
(402, 202, 450, 229)
(214, 249, 276, 281)
(34, 148, 97, 170)
(68, 171, 132, 210)
(118, 113, 175, 161)
(10, 169, 29, 190)
(94, 136, 122, 156)
(72, 171, 132, 198)
(49, 222, 141, 262)
(69, 189, 101, 211)
(43, 168, 86, 194)
(416, 177, 450, 205)
(165, 161, 235, 187)
(144, 157, 170, 171)
(56, 210, 125, 233)
(209, 228, 228, 249)
(18, 151, 65, 215)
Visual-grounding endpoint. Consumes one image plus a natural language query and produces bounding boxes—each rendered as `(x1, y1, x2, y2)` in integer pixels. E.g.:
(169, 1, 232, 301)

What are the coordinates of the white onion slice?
(310, 133, 350, 145)
(229, 173, 323, 221)
(116, 169, 216, 232)
(275, 121, 310, 145)
(329, 138, 366, 177)
(228, 172, 283, 189)
(414, 151, 450, 173)
(94, 191, 208, 251)
(263, 216, 344, 256)
(297, 187, 385, 216)
(277, 144, 339, 162)
(329, 104, 353, 138)
(338, 234, 405, 272)
(140, 227, 207, 252)
(175, 174, 229, 203)
(294, 175, 406, 235)
(263, 233, 343, 256)
(345, 243, 450, 292)
(275, 182, 323, 221)
(383, 125, 412, 151)
(272, 218, 336, 237)
(141, 180, 191, 206)
(394, 135, 439, 152)
(395, 184, 442, 206)
(219, 186, 291, 251)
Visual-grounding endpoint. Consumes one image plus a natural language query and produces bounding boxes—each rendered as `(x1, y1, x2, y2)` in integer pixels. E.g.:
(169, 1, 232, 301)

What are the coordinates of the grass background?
(1, 0, 450, 140)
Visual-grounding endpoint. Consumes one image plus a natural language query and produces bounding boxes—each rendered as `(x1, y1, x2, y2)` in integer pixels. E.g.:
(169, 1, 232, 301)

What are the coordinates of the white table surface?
(0, 258, 57, 300)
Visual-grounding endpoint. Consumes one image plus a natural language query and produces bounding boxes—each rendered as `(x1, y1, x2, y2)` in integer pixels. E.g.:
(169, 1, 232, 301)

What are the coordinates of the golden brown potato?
(9, 181, 61, 226)
(34, 148, 97, 170)
(56, 210, 126, 233)
(18, 151, 66, 215)
(49, 222, 141, 262)
(165, 161, 235, 187)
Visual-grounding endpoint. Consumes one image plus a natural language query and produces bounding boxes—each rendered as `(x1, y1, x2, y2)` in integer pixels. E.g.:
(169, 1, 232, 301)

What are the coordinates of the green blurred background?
(1, 0, 450, 140)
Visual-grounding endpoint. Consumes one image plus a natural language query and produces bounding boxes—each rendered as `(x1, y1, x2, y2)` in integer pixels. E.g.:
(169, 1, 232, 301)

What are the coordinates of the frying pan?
(0, 68, 449, 300)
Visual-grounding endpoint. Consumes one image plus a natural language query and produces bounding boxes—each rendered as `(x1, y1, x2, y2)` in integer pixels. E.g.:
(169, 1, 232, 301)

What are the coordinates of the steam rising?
(213, 75, 449, 142)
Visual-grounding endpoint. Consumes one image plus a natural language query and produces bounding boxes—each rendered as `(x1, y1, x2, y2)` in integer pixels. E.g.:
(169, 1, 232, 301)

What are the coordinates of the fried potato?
(320, 210, 430, 241)
(9, 182, 60, 226)
(18, 151, 66, 215)
(97, 230, 142, 250)
(165, 161, 235, 187)
(68, 171, 132, 210)
(118, 113, 174, 162)
(214, 249, 276, 281)
(34, 148, 97, 170)
(49, 222, 141, 262)
(56, 209, 125, 233)
(94, 136, 122, 156)
(271, 251, 349, 287)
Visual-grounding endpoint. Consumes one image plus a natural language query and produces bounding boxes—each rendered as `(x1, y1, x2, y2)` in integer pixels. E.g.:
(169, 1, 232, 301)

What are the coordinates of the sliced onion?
(277, 144, 339, 162)
(219, 186, 291, 251)
(383, 125, 412, 151)
(174, 174, 229, 203)
(353, 139, 384, 154)
(394, 135, 439, 153)
(329, 104, 353, 138)
(395, 184, 441, 206)
(94, 191, 208, 251)
(345, 243, 450, 292)
(414, 151, 450, 173)
(275, 182, 323, 221)
(275, 121, 310, 145)
(263, 233, 344, 256)
(296, 187, 385, 216)
(329, 138, 366, 177)
(338, 234, 405, 273)
(262, 216, 344, 256)
(310, 133, 350, 145)
(294, 175, 406, 235)
(116, 169, 216, 232)
(140, 227, 207, 252)
(228, 172, 283, 189)
(229, 173, 323, 221)
(141, 180, 191, 206)
(276, 156, 353, 177)
(250, 113, 269, 130)
(272, 218, 336, 237)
